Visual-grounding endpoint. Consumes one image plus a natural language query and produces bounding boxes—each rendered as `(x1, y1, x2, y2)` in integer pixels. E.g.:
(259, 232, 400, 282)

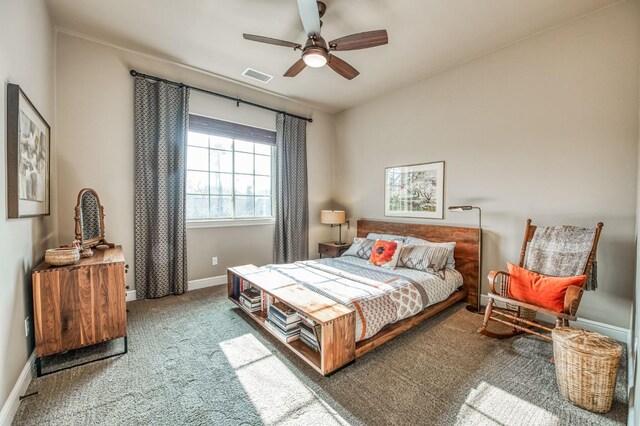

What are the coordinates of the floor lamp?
(448, 205, 483, 314)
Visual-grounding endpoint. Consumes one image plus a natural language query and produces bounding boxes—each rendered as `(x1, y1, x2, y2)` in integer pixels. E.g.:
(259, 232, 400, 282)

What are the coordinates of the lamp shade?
(320, 210, 346, 225)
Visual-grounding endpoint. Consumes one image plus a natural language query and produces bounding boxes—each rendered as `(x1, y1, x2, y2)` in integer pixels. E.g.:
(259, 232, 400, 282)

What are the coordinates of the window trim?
(186, 115, 276, 224)
(186, 217, 275, 229)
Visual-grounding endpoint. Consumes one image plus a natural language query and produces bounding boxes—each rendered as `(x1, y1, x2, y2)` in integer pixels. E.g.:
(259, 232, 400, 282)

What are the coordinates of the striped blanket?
(265, 258, 445, 342)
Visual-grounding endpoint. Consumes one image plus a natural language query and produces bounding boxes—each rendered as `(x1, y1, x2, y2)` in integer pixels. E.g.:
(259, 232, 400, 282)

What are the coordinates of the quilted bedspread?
(264, 258, 461, 342)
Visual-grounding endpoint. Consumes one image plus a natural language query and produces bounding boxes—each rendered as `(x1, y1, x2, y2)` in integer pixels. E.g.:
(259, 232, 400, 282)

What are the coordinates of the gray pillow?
(342, 238, 376, 260)
(398, 244, 453, 278)
(366, 233, 405, 242)
(404, 237, 456, 269)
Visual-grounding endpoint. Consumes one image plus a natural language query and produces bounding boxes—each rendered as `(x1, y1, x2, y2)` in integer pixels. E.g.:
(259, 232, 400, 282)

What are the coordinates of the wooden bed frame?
(227, 219, 479, 375)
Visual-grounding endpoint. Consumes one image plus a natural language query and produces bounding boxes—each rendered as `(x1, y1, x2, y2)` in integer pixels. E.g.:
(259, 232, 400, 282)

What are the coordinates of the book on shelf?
(268, 312, 300, 331)
(241, 286, 261, 302)
(232, 275, 252, 299)
(299, 321, 322, 353)
(265, 318, 300, 343)
(237, 286, 262, 313)
(300, 333, 320, 352)
(239, 295, 261, 313)
(269, 302, 300, 324)
(261, 292, 275, 313)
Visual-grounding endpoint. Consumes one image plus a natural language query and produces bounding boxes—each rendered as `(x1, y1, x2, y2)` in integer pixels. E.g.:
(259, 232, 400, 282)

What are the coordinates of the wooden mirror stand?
(74, 188, 115, 249)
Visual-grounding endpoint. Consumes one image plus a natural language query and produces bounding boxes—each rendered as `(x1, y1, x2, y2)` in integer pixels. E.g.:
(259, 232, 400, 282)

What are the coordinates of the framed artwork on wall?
(7, 83, 51, 218)
(385, 161, 444, 219)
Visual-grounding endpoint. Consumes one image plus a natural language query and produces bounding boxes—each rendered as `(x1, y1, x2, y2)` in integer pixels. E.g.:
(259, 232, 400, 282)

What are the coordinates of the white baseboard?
(480, 295, 631, 344)
(0, 351, 34, 426)
(188, 275, 227, 291)
(126, 275, 227, 301)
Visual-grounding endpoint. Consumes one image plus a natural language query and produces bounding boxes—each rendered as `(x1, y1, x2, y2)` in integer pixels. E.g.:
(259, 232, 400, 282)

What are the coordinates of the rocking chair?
(478, 219, 603, 341)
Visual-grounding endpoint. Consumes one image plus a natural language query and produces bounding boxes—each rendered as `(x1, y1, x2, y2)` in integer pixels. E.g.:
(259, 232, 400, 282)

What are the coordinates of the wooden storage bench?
(228, 264, 356, 375)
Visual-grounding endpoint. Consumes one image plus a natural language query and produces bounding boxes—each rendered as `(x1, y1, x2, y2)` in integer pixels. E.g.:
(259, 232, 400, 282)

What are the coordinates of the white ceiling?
(46, 0, 622, 113)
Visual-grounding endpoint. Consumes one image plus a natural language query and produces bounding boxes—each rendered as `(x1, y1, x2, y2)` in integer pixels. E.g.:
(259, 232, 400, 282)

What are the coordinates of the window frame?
(186, 115, 276, 227)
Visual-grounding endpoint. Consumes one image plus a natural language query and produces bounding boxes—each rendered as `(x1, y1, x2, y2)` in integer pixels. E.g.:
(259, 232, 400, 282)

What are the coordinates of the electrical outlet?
(212, 257, 218, 266)
(24, 317, 29, 337)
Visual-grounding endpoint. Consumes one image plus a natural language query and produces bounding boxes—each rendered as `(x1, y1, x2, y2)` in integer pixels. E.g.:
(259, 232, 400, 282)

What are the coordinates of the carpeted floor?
(13, 286, 627, 425)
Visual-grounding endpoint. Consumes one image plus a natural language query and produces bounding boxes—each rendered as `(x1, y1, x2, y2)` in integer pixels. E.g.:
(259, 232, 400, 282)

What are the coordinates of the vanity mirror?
(74, 188, 114, 249)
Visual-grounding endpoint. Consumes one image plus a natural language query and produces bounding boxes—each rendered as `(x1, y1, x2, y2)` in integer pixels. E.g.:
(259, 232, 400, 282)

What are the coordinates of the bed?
(227, 219, 480, 374)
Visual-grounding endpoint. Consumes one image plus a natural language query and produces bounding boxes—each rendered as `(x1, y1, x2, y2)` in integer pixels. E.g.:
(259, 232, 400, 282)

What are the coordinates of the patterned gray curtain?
(274, 113, 309, 263)
(133, 78, 190, 298)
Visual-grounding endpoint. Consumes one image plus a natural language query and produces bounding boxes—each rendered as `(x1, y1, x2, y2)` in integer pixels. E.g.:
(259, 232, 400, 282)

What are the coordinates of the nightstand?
(319, 241, 352, 258)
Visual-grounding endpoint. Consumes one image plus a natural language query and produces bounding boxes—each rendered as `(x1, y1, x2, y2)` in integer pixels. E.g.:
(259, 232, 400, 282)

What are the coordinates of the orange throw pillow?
(506, 263, 586, 313)
(369, 240, 401, 269)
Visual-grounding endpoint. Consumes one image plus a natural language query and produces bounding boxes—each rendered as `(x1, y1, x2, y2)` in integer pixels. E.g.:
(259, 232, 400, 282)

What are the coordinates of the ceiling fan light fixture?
(302, 47, 328, 68)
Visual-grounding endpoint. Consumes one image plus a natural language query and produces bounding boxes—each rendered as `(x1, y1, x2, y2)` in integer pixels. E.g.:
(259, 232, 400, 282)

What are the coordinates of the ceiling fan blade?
(284, 58, 307, 77)
(329, 30, 388, 51)
(327, 55, 359, 80)
(243, 34, 301, 49)
(297, 0, 321, 36)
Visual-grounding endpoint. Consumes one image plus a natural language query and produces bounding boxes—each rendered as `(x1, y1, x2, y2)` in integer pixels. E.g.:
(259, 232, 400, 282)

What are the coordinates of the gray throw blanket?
(524, 225, 598, 291)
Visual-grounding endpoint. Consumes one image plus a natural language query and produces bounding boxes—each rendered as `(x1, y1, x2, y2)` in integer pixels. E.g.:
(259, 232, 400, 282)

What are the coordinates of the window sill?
(186, 218, 275, 229)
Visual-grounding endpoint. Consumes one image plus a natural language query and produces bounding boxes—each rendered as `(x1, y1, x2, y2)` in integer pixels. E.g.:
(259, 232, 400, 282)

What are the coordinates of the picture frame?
(7, 83, 51, 218)
(385, 161, 445, 219)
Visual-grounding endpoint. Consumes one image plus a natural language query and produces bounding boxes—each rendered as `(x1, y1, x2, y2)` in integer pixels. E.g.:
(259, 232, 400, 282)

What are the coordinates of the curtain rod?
(129, 70, 313, 123)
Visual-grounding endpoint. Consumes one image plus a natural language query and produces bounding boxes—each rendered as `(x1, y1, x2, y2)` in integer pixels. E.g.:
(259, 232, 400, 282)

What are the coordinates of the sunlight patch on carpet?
(456, 381, 559, 425)
(220, 334, 351, 425)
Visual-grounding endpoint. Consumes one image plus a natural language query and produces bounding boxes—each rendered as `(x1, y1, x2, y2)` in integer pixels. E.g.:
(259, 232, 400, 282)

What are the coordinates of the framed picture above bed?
(6, 83, 51, 218)
(385, 161, 444, 219)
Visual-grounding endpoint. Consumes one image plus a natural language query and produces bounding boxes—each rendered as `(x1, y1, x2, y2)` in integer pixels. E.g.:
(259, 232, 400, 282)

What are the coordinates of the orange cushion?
(369, 240, 400, 269)
(506, 263, 586, 313)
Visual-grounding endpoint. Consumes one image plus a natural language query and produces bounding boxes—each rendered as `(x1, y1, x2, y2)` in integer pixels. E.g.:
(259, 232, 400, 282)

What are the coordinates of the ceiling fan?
(243, 0, 388, 80)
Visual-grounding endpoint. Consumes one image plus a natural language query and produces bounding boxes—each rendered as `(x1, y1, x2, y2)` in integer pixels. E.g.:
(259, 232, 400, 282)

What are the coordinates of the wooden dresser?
(32, 246, 127, 375)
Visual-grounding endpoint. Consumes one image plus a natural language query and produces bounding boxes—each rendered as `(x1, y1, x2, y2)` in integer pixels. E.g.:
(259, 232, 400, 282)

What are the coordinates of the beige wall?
(55, 33, 335, 288)
(334, 1, 639, 328)
(0, 0, 57, 411)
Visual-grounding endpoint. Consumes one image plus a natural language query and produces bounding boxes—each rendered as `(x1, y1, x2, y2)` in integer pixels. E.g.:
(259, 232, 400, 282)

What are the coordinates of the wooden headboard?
(357, 219, 479, 305)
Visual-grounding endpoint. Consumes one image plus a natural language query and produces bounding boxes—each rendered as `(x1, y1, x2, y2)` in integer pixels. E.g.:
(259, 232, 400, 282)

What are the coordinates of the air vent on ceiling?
(242, 68, 273, 83)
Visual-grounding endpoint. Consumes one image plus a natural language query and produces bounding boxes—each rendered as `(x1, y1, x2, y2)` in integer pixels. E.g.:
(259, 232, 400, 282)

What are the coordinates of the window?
(186, 115, 275, 223)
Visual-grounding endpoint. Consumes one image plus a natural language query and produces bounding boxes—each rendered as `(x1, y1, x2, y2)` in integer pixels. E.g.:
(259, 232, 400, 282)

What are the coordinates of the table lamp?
(320, 210, 346, 244)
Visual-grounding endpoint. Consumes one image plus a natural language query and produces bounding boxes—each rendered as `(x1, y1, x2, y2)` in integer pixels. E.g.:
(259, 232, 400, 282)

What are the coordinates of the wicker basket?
(552, 327, 622, 413)
(45, 248, 80, 266)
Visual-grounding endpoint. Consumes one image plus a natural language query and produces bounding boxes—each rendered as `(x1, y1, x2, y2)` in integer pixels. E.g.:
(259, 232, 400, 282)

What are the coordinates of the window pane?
(186, 171, 209, 194)
(210, 196, 233, 218)
(235, 174, 254, 195)
(235, 140, 254, 153)
(235, 152, 254, 174)
(255, 176, 271, 195)
(209, 173, 232, 195)
(186, 195, 209, 219)
(188, 131, 209, 148)
(255, 197, 271, 217)
(210, 150, 232, 173)
(210, 135, 232, 151)
(255, 143, 272, 155)
(235, 196, 254, 217)
(187, 146, 209, 171)
(255, 155, 271, 176)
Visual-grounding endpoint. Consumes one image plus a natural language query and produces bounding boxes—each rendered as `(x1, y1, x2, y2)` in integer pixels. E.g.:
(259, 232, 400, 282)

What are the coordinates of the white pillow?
(403, 237, 456, 269)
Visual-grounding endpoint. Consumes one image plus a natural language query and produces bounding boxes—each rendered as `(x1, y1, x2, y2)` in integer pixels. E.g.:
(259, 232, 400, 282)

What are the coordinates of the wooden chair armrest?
(487, 270, 510, 296)
(563, 285, 584, 316)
